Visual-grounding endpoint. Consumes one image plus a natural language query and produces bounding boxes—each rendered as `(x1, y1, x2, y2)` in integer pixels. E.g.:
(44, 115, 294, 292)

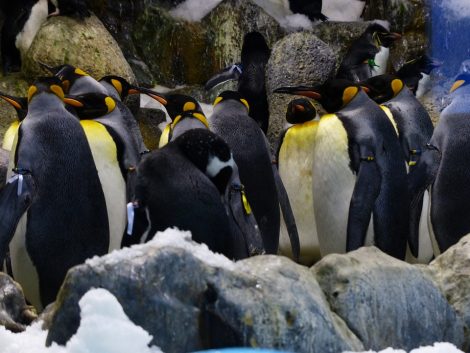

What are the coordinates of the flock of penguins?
(0, 7, 466, 315)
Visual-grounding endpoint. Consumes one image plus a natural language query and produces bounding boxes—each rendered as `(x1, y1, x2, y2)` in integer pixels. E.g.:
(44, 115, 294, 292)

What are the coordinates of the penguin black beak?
(384, 32, 402, 42)
(38, 61, 60, 75)
(129, 86, 168, 106)
(274, 86, 322, 100)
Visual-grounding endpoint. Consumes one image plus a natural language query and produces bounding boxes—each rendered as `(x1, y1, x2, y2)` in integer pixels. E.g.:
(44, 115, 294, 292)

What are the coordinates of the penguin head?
(100, 75, 139, 100)
(213, 91, 250, 113)
(241, 31, 271, 65)
(365, 23, 401, 49)
(285, 98, 317, 124)
(63, 92, 117, 119)
(0, 92, 28, 121)
(361, 74, 404, 103)
(274, 79, 364, 113)
(174, 129, 235, 195)
(396, 55, 441, 94)
(27, 77, 65, 103)
(163, 94, 204, 121)
(39, 63, 89, 93)
(450, 73, 470, 94)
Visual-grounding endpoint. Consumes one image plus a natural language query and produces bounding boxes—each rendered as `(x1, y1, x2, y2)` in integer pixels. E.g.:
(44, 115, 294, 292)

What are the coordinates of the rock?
(132, 0, 284, 87)
(0, 148, 9, 185)
(22, 15, 136, 84)
(46, 229, 363, 352)
(312, 247, 464, 351)
(429, 234, 470, 350)
(0, 73, 29, 140)
(266, 32, 336, 148)
(0, 272, 37, 332)
(135, 107, 167, 150)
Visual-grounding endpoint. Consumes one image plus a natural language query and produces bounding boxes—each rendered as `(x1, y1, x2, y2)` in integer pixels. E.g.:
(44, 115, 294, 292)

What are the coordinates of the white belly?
(278, 122, 319, 265)
(15, 0, 49, 56)
(313, 115, 357, 256)
(371, 47, 389, 76)
(322, 0, 365, 21)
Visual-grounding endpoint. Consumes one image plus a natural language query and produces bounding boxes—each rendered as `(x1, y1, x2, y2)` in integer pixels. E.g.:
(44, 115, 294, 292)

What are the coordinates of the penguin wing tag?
(0, 173, 36, 265)
(126, 202, 135, 236)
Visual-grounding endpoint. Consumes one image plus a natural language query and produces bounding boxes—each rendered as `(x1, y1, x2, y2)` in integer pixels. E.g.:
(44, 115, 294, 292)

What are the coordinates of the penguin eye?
(27, 85, 38, 102)
(183, 101, 196, 111)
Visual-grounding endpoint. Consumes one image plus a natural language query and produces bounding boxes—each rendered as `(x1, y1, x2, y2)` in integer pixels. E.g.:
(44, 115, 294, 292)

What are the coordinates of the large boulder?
(266, 32, 336, 148)
(132, 0, 284, 87)
(22, 15, 136, 84)
(0, 272, 37, 332)
(0, 73, 29, 141)
(429, 234, 470, 350)
(312, 247, 465, 351)
(46, 229, 363, 353)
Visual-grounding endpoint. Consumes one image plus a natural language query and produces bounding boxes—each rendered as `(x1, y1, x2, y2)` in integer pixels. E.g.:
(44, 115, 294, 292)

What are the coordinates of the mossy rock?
(22, 15, 136, 83)
(0, 73, 30, 141)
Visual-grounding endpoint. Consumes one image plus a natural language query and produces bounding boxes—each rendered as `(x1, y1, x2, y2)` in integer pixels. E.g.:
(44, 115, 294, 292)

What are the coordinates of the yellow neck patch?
(74, 68, 88, 76)
(342, 86, 358, 106)
(450, 80, 466, 93)
(213, 96, 223, 106)
(183, 101, 196, 112)
(159, 124, 171, 148)
(50, 85, 65, 100)
(380, 105, 399, 136)
(240, 98, 250, 112)
(111, 79, 123, 96)
(391, 79, 404, 96)
(105, 97, 116, 113)
(27, 86, 38, 102)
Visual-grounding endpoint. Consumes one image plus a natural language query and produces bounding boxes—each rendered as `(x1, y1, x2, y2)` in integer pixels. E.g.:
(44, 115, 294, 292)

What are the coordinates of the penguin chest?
(2, 120, 20, 151)
(81, 121, 127, 252)
(312, 115, 356, 256)
(278, 121, 319, 264)
(371, 47, 389, 76)
(15, 0, 49, 54)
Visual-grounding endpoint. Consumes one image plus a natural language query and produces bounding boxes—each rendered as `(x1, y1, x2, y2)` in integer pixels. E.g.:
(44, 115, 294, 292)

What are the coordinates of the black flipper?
(262, 134, 300, 262)
(347, 155, 381, 252)
(205, 64, 243, 91)
(224, 169, 264, 258)
(407, 144, 440, 257)
(0, 173, 36, 264)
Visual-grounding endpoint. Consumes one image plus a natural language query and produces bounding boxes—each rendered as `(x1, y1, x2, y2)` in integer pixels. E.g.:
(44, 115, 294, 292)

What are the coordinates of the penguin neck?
(100, 81, 122, 101)
(340, 89, 371, 113)
(69, 76, 107, 96)
(28, 94, 66, 115)
(213, 100, 249, 117)
(445, 88, 470, 115)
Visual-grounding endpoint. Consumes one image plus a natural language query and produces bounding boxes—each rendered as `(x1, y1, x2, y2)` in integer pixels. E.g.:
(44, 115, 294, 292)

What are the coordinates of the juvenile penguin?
(337, 23, 401, 82)
(210, 91, 299, 257)
(361, 74, 435, 263)
(205, 32, 271, 133)
(0, 78, 110, 309)
(396, 55, 441, 98)
(277, 98, 320, 265)
(132, 128, 264, 260)
(409, 73, 470, 255)
(274, 79, 409, 259)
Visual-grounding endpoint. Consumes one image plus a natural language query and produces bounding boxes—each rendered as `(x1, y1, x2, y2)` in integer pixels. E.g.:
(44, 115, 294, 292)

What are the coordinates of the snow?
(169, 0, 313, 30)
(86, 227, 236, 270)
(439, 0, 470, 20)
(342, 343, 464, 353)
(0, 288, 162, 353)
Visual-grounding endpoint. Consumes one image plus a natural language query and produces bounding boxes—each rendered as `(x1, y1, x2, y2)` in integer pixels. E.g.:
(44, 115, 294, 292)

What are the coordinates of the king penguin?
(205, 32, 271, 133)
(409, 73, 470, 256)
(274, 79, 409, 259)
(337, 23, 401, 82)
(0, 92, 28, 151)
(276, 98, 320, 265)
(0, 78, 111, 310)
(132, 128, 264, 260)
(210, 91, 299, 258)
(361, 74, 435, 263)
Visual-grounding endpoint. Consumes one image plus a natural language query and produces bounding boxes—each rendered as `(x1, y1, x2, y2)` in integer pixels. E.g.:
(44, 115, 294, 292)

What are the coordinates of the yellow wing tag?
(241, 189, 252, 215)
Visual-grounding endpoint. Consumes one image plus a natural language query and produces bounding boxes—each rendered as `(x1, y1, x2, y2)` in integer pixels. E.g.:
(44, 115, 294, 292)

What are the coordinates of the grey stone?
(22, 15, 136, 85)
(135, 107, 167, 150)
(0, 148, 9, 185)
(0, 73, 29, 141)
(46, 231, 363, 353)
(312, 247, 465, 351)
(429, 234, 470, 351)
(266, 32, 336, 148)
(0, 272, 37, 332)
